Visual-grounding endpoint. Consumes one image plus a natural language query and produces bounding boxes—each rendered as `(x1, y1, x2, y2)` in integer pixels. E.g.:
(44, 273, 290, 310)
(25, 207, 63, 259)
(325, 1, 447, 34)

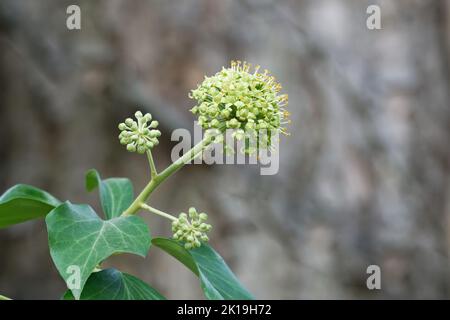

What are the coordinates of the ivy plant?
(0, 61, 289, 300)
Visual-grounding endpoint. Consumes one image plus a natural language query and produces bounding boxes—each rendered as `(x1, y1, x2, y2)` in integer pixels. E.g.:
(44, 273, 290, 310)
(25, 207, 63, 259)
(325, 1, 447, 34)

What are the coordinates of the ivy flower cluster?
(113, 61, 290, 251)
(189, 60, 290, 149)
(118, 111, 161, 154)
(172, 207, 212, 250)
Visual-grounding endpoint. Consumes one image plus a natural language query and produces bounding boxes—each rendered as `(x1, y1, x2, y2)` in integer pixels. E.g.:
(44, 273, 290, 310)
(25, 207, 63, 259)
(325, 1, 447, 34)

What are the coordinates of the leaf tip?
(85, 169, 100, 192)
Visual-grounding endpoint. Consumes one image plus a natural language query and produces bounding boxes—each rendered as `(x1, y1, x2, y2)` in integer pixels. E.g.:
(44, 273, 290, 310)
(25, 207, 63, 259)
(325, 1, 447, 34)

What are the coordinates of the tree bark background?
(0, 0, 449, 299)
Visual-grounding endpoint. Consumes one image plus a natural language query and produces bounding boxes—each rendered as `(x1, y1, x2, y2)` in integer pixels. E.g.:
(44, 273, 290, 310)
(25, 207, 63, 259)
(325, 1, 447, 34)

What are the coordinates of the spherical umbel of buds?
(189, 60, 290, 151)
(118, 111, 161, 154)
(172, 207, 212, 250)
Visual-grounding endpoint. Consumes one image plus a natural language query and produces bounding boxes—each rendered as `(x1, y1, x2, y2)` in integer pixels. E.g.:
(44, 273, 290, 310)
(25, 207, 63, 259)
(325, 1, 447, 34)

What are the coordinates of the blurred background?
(1, 0, 450, 299)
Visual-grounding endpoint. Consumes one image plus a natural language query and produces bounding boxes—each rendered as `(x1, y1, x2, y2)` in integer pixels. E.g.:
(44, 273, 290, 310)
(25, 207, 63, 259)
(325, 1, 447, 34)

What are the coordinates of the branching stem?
(122, 135, 213, 216)
(140, 203, 177, 221)
(146, 149, 158, 178)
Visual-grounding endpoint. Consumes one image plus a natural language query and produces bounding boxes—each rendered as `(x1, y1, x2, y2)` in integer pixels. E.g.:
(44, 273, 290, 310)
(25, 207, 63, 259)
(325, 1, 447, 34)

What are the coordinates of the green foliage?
(85, 169, 133, 219)
(0, 184, 61, 228)
(0, 62, 288, 299)
(46, 202, 151, 299)
(63, 268, 165, 300)
(153, 238, 254, 300)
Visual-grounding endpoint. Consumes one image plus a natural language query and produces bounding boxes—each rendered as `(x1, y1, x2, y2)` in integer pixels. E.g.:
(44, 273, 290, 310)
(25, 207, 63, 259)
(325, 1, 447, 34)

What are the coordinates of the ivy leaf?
(85, 169, 133, 219)
(63, 268, 166, 300)
(46, 202, 151, 300)
(0, 184, 61, 228)
(152, 238, 254, 300)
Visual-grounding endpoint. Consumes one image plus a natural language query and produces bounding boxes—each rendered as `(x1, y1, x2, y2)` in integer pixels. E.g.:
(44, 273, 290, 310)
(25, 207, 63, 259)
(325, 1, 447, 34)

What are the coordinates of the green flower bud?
(179, 213, 188, 221)
(227, 118, 240, 129)
(191, 106, 199, 114)
(188, 207, 197, 217)
(221, 109, 231, 118)
(207, 105, 219, 117)
(198, 115, 207, 126)
(212, 134, 224, 143)
(245, 121, 256, 131)
(232, 129, 245, 141)
(210, 119, 220, 128)
(192, 221, 200, 228)
(258, 122, 268, 130)
(213, 95, 222, 104)
(199, 103, 208, 114)
(126, 144, 136, 152)
(235, 101, 245, 109)
(150, 130, 161, 138)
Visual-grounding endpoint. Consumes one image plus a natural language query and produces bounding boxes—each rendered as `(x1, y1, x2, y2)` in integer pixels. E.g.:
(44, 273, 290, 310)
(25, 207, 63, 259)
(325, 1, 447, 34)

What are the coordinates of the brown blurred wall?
(0, 0, 450, 299)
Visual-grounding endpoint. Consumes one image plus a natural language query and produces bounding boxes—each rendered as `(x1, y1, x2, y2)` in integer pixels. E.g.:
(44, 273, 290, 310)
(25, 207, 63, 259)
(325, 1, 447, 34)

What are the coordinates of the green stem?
(122, 135, 213, 216)
(141, 203, 177, 221)
(157, 135, 213, 182)
(146, 149, 158, 178)
(0, 294, 11, 300)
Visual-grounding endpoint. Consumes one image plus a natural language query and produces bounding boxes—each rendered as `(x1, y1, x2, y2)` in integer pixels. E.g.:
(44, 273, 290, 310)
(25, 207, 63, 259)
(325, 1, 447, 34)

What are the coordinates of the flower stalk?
(121, 135, 213, 216)
(146, 149, 158, 178)
(140, 203, 177, 221)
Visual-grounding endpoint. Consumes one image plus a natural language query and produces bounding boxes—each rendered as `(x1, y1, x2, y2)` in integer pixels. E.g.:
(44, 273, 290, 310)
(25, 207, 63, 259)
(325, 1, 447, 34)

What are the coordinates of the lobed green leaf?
(46, 202, 151, 300)
(0, 184, 61, 228)
(63, 268, 165, 300)
(85, 169, 133, 219)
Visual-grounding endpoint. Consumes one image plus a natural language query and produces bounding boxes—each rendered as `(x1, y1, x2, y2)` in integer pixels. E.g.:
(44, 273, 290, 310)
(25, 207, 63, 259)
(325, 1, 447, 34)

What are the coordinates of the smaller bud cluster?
(118, 111, 161, 154)
(172, 207, 212, 250)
